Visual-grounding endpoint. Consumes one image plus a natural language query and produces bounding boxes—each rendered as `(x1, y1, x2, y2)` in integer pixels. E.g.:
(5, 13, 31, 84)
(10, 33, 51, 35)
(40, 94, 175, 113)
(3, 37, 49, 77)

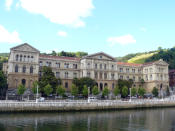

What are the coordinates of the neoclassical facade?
(3, 43, 169, 92)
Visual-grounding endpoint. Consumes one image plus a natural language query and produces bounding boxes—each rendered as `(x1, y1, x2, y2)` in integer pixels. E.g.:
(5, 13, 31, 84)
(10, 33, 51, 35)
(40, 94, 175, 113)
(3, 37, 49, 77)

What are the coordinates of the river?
(0, 108, 175, 131)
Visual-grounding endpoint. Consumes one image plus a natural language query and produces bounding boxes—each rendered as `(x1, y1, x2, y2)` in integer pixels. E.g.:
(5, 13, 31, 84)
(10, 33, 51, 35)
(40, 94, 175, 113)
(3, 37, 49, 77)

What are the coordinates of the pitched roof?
(82, 52, 115, 61)
(11, 43, 40, 52)
(117, 62, 142, 67)
(39, 54, 80, 61)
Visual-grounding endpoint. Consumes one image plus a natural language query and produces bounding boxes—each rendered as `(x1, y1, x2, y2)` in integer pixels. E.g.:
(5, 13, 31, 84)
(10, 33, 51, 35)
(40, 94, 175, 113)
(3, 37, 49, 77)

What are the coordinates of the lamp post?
(36, 85, 39, 103)
(129, 88, 131, 102)
(88, 87, 90, 103)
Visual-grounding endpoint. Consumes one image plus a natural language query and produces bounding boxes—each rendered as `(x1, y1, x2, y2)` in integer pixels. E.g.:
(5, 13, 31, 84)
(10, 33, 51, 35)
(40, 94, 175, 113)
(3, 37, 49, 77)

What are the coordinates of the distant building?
(3, 43, 169, 92)
(169, 69, 175, 88)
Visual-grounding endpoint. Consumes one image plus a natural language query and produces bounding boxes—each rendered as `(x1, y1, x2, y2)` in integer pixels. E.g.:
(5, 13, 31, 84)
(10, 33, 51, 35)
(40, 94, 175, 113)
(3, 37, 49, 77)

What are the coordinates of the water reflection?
(0, 108, 175, 131)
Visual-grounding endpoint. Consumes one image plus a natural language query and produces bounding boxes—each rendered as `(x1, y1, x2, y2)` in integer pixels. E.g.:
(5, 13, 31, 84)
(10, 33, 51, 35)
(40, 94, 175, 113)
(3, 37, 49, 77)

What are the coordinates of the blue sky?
(0, 0, 175, 57)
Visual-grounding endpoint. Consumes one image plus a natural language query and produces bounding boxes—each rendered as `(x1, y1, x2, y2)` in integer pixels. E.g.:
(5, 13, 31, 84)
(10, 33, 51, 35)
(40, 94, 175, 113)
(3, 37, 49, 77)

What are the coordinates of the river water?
(0, 108, 175, 131)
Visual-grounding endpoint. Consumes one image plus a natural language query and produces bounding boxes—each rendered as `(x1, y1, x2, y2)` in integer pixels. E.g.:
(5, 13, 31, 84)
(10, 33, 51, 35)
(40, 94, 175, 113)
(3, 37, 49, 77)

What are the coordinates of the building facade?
(3, 43, 169, 92)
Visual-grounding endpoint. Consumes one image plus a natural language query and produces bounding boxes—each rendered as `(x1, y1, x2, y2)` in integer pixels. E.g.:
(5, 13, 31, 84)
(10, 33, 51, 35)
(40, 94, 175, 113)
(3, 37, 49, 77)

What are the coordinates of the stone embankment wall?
(0, 100, 175, 112)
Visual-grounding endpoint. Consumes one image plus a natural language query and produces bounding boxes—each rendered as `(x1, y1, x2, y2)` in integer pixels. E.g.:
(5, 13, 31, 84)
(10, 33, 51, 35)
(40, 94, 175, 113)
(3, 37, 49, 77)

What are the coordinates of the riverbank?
(1, 99, 175, 112)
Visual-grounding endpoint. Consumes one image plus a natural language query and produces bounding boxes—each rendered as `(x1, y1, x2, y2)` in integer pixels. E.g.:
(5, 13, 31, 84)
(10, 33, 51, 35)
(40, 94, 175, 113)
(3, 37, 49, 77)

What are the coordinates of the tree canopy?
(92, 86, 99, 96)
(39, 66, 62, 94)
(56, 85, 65, 96)
(17, 84, 26, 95)
(44, 84, 53, 96)
(152, 87, 158, 97)
(0, 71, 8, 99)
(72, 77, 96, 94)
(71, 84, 78, 97)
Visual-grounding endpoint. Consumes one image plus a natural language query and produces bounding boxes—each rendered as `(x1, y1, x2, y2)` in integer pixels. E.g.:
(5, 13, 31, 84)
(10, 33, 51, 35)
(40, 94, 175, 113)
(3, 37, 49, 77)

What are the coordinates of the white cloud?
(17, 0, 94, 27)
(0, 25, 22, 43)
(107, 34, 136, 46)
(140, 27, 147, 32)
(5, 0, 13, 10)
(57, 31, 67, 37)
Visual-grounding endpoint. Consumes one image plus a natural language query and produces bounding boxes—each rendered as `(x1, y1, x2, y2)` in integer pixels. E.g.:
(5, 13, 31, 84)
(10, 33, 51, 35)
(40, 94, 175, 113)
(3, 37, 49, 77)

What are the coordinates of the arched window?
(100, 83, 103, 91)
(24, 55, 26, 61)
(65, 72, 68, 78)
(30, 66, 33, 74)
(65, 82, 68, 88)
(100, 64, 102, 69)
(112, 83, 115, 89)
(22, 79, 26, 86)
(28, 56, 30, 61)
(104, 83, 108, 87)
(23, 65, 26, 73)
(16, 55, 19, 61)
(31, 56, 34, 62)
(20, 55, 22, 61)
(15, 65, 18, 72)
(104, 73, 107, 79)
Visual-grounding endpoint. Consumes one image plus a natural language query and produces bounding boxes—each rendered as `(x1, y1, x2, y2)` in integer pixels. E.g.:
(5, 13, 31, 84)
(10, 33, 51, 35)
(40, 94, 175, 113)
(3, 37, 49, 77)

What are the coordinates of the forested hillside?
(145, 47, 175, 69)
(0, 53, 8, 70)
(117, 47, 175, 69)
(1, 46, 175, 70)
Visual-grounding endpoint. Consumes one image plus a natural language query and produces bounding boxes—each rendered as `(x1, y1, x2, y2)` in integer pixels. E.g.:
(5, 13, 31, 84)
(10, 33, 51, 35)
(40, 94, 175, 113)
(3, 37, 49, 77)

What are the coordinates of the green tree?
(102, 87, 109, 97)
(17, 84, 26, 100)
(39, 66, 62, 94)
(131, 87, 137, 96)
(71, 84, 78, 97)
(56, 85, 65, 96)
(122, 86, 128, 97)
(113, 85, 120, 96)
(82, 85, 88, 97)
(31, 81, 40, 94)
(0, 71, 8, 99)
(72, 77, 96, 94)
(51, 51, 57, 56)
(17, 84, 26, 95)
(138, 87, 146, 97)
(44, 84, 53, 96)
(152, 87, 158, 97)
(92, 86, 99, 95)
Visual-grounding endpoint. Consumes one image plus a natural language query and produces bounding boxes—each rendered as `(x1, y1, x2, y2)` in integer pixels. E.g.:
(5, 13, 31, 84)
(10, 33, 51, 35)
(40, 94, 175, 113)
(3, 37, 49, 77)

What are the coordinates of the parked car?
(67, 95, 75, 99)
(144, 93, 153, 99)
(38, 97, 45, 102)
(88, 96, 97, 101)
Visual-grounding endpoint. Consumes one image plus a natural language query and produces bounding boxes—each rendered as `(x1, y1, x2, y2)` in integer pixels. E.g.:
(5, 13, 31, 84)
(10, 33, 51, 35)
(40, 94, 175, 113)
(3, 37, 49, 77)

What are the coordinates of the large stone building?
(3, 43, 169, 93)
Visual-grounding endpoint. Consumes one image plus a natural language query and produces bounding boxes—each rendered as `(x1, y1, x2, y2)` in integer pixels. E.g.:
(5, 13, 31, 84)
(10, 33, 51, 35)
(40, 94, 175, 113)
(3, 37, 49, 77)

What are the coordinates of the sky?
(0, 0, 175, 57)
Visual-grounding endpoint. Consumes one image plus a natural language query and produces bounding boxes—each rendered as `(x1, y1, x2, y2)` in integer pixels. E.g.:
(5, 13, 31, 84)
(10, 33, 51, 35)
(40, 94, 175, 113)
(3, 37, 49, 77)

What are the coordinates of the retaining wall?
(0, 100, 175, 112)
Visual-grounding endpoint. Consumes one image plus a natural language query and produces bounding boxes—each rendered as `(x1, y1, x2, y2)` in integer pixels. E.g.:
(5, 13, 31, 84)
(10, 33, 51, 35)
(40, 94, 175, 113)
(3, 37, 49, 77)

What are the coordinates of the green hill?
(117, 47, 175, 69)
(127, 52, 156, 64)
(116, 51, 158, 64)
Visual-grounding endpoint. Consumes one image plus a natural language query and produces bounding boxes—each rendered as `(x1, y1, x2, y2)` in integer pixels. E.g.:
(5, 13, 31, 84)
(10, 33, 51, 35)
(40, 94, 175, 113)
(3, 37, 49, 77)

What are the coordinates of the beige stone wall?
(8, 73, 38, 89)
(4, 44, 169, 94)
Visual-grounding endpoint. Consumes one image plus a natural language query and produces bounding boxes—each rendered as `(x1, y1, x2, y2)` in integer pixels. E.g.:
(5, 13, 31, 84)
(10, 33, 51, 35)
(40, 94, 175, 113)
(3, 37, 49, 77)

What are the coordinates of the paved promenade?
(1, 98, 175, 112)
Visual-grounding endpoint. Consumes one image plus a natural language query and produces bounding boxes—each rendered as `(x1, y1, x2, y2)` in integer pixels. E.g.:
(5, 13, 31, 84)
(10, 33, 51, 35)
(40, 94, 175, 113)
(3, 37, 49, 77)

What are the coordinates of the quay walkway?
(1, 98, 175, 112)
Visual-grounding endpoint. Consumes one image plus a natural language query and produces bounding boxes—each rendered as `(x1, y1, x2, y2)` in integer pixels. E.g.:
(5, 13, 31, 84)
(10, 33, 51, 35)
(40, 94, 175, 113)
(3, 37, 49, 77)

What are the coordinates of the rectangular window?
(39, 61, 43, 66)
(104, 64, 106, 70)
(95, 72, 98, 79)
(73, 72, 77, 78)
(95, 64, 97, 69)
(56, 72, 60, 78)
(120, 68, 123, 73)
(111, 74, 114, 80)
(64, 63, 69, 68)
(56, 62, 60, 68)
(73, 64, 77, 69)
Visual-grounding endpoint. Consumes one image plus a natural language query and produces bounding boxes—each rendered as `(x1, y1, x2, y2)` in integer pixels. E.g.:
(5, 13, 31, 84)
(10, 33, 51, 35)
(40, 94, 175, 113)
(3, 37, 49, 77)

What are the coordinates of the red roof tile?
(39, 55, 80, 61)
(117, 62, 142, 67)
